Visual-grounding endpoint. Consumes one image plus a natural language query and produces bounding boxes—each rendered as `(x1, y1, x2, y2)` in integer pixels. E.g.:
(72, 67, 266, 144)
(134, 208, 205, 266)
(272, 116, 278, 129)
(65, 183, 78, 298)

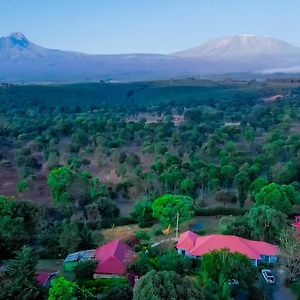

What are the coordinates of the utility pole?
(175, 212, 179, 239)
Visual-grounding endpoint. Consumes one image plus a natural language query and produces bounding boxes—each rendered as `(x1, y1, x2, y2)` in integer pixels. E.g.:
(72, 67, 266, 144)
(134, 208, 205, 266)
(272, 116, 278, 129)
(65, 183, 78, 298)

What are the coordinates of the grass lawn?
(102, 215, 221, 245)
(102, 224, 152, 242)
(181, 216, 221, 234)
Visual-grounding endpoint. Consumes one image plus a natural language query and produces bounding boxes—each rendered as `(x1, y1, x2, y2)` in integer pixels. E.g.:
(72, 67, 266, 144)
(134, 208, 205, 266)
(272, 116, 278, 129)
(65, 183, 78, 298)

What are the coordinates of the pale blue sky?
(1, 0, 299, 54)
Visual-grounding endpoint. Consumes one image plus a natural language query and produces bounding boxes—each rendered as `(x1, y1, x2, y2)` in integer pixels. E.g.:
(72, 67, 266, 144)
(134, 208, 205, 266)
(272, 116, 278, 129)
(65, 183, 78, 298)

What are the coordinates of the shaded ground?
(256, 268, 297, 300)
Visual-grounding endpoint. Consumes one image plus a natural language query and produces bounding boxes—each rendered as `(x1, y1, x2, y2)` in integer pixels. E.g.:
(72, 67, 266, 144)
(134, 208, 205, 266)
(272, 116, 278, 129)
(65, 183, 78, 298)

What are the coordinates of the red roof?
(292, 221, 300, 228)
(177, 231, 278, 260)
(95, 240, 135, 275)
(36, 271, 51, 286)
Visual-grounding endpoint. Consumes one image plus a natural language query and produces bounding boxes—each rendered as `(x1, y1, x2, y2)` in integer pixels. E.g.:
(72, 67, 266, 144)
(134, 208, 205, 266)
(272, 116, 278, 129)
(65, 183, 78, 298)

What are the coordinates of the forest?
(1, 78, 300, 299)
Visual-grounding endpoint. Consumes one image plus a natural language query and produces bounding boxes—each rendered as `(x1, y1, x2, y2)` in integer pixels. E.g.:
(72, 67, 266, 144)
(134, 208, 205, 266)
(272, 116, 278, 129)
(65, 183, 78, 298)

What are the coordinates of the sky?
(1, 0, 300, 54)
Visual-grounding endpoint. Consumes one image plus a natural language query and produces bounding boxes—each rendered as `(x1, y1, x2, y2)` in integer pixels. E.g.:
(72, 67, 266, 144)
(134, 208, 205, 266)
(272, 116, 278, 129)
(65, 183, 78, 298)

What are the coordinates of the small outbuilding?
(64, 249, 95, 271)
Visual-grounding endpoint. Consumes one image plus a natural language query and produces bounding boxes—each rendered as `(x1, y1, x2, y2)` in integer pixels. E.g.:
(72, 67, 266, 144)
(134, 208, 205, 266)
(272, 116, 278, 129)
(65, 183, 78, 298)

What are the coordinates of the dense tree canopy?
(133, 270, 204, 300)
(255, 183, 300, 213)
(152, 194, 194, 227)
(201, 249, 256, 288)
(0, 246, 42, 300)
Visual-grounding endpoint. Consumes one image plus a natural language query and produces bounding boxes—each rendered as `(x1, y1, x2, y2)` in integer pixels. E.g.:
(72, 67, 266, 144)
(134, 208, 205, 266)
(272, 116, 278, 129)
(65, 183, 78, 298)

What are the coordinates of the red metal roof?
(177, 231, 278, 259)
(36, 271, 51, 286)
(292, 221, 300, 228)
(94, 240, 135, 275)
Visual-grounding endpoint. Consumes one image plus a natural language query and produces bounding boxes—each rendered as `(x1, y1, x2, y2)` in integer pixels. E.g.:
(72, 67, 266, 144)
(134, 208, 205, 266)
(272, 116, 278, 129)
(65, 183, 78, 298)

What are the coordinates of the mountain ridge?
(1, 33, 300, 82)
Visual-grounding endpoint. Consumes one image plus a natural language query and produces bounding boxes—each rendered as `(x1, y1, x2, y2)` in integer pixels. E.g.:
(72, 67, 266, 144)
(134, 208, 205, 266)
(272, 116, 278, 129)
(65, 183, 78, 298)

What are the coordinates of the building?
(94, 240, 136, 278)
(177, 231, 279, 266)
(292, 215, 300, 232)
(64, 249, 95, 271)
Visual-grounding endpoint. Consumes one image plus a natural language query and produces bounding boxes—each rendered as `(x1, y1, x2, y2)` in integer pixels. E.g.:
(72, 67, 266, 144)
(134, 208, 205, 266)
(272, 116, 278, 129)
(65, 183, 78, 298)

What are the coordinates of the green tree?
(17, 178, 29, 193)
(131, 200, 156, 228)
(219, 216, 252, 239)
(208, 178, 221, 193)
(201, 249, 255, 288)
(48, 277, 75, 300)
(158, 250, 192, 274)
(180, 178, 195, 195)
(48, 166, 74, 207)
(133, 270, 204, 300)
(152, 194, 194, 227)
(0, 246, 42, 300)
(74, 260, 98, 282)
(249, 178, 268, 201)
(247, 205, 288, 242)
(221, 165, 236, 187)
(255, 183, 300, 214)
(234, 171, 251, 207)
(0, 197, 42, 258)
(59, 221, 82, 253)
(244, 127, 255, 144)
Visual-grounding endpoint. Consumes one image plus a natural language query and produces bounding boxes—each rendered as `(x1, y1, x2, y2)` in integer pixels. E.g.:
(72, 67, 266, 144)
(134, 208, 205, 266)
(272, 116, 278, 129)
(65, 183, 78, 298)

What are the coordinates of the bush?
(74, 260, 98, 282)
(105, 285, 133, 300)
(17, 179, 29, 193)
(82, 278, 129, 295)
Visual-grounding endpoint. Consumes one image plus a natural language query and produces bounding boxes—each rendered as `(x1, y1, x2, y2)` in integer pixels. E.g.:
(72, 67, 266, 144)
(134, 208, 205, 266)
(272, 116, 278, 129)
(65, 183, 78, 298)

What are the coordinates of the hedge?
(195, 207, 248, 216)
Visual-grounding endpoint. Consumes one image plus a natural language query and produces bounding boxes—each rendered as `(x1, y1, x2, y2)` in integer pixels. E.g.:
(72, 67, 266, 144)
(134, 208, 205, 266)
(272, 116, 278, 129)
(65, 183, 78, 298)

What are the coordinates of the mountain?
(0, 32, 186, 81)
(172, 35, 300, 74)
(172, 35, 300, 58)
(1, 33, 300, 82)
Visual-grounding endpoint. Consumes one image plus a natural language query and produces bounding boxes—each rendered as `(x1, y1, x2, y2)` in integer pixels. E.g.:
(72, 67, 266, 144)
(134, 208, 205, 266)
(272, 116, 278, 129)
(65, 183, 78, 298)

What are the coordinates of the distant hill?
(1, 33, 300, 82)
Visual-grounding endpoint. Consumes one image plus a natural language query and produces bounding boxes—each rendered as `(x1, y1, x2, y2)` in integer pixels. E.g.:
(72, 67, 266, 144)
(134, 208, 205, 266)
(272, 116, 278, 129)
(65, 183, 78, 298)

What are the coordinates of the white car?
(261, 269, 275, 284)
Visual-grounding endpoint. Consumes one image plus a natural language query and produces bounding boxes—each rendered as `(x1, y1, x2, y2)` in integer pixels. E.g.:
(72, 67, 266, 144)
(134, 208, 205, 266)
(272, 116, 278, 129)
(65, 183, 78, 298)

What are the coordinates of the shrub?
(74, 260, 98, 282)
(135, 231, 150, 241)
(17, 179, 29, 193)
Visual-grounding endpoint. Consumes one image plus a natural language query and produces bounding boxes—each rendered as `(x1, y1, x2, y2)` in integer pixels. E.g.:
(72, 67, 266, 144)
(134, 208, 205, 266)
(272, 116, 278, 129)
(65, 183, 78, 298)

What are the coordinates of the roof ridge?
(235, 236, 261, 257)
(110, 240, 122, 256)
(190, 234, 215, 252)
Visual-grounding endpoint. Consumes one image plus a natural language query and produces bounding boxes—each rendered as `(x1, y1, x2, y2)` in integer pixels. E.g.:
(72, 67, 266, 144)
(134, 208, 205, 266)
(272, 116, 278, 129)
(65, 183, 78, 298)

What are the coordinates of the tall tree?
(0, 246, 42, 300)
(48, 277, 75, 300)
(201, 249, 255, 289)
(48, 166, 74, 208)
(152, 194, 194, 227)
(255, 183, 300, 214)
(234, 171, 251, 207)
(247, 205, 288, 242)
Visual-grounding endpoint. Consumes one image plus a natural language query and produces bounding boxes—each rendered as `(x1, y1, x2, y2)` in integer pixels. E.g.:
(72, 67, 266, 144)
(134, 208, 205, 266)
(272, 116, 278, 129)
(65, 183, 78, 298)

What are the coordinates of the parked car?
(261, 269, 275, 284)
